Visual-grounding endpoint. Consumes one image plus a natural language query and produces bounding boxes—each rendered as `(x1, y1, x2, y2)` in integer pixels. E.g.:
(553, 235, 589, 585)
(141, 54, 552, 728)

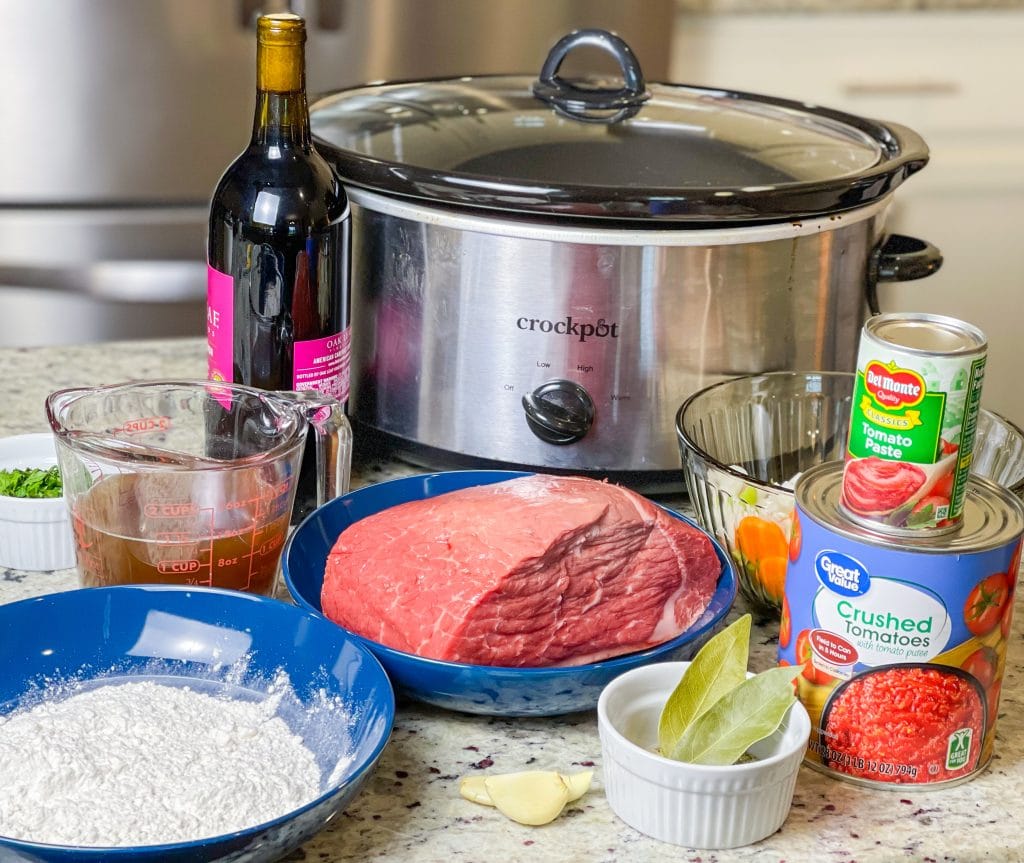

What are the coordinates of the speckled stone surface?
(1, 338, 1023, 862)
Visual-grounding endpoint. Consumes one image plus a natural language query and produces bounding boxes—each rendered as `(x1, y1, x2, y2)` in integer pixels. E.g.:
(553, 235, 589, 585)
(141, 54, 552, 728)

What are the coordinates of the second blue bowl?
(0, 585, 394, 862)
(283, 470, 736, 716)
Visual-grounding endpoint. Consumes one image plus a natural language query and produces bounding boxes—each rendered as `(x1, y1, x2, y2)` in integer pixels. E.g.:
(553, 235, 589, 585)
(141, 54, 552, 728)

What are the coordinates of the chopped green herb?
(0, 466, 63, 499)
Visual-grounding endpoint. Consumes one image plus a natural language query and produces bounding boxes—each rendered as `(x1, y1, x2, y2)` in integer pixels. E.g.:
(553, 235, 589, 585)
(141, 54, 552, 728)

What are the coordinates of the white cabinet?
(671, 11, 1024, 424)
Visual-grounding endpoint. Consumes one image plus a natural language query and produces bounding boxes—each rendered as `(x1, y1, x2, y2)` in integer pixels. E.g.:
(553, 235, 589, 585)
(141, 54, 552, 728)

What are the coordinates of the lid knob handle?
(532, 28, 650, 124)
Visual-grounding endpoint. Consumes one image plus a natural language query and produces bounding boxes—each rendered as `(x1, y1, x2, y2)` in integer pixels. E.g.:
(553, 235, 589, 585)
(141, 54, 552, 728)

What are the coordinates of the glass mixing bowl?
(676, 371, 1024, 613)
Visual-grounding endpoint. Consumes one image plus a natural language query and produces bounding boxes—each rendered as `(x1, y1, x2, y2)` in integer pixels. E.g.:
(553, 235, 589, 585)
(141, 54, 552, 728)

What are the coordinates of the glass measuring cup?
(46, 380, 351, 595)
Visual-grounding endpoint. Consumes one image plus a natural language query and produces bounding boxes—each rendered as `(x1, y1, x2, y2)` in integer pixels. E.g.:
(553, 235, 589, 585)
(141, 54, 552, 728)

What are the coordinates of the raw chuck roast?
(320, 475, 721, 667)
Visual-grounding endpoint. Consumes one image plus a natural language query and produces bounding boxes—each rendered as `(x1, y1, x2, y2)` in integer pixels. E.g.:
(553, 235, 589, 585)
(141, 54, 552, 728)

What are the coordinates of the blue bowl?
(283, 470, 736, 717)
(0, 586, 395, 863)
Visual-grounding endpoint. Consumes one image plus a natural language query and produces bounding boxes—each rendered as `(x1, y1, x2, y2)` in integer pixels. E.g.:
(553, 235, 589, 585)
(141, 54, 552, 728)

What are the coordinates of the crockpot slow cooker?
(310, 29, 941, 488)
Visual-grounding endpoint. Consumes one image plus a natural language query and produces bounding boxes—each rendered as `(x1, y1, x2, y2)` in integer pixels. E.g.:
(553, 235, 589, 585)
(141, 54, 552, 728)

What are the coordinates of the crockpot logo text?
(516, 316, 620, 342)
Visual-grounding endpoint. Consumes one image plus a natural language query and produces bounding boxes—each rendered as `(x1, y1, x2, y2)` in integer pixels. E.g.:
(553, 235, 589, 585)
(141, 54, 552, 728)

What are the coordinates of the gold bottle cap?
(257, 13, 305, 93)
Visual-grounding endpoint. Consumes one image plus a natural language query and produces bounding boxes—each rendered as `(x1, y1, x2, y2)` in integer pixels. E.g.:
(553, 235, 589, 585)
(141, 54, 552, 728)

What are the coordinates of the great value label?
(779, 500, 1021, 789)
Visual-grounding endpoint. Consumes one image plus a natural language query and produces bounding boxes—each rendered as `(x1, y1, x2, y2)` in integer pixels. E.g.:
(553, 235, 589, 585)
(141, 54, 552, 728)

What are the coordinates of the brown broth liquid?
(72, 473, 292, 596)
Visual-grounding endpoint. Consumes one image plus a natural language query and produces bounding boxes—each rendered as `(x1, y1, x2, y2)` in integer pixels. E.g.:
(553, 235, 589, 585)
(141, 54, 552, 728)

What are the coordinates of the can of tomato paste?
(780, 461, 1023, 789)
(842, 312, 987, 535)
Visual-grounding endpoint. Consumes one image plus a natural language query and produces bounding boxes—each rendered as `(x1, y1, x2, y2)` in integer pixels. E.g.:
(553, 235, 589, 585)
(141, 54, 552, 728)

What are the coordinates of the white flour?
(0, 679, 323, 847)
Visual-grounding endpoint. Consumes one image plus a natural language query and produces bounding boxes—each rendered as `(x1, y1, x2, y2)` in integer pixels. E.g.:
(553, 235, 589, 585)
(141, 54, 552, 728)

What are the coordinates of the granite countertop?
(1, 337, 1022, 862)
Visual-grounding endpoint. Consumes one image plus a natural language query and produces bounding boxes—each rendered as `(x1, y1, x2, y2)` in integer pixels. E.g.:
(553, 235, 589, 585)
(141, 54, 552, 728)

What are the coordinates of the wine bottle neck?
(252, 14, 310, 150)
(252, 91, 311, 149)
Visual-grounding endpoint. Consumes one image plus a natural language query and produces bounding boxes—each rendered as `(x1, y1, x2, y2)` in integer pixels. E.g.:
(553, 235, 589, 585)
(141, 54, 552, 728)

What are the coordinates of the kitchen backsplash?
(678, 0, 1023, 11)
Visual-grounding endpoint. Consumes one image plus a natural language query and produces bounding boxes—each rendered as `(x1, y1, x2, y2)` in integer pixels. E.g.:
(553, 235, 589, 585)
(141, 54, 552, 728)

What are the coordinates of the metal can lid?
(797, 461, 1024, 553)
(865, 312, 987, 356)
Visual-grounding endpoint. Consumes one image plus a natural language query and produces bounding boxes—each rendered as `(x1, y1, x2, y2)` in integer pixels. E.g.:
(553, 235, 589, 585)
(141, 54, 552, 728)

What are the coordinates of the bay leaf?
(666, 665, 799, 766)
(657, 614, 751, 758)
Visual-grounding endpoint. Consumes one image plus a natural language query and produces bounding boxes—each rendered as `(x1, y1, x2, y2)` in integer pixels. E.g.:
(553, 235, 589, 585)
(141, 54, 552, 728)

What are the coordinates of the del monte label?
(865, 360, 925, 410)
(842, 313, 987, 534)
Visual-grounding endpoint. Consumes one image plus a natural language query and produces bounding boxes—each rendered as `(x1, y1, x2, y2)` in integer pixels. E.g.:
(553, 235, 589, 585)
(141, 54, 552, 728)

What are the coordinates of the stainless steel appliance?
(310, 30, 941, 485)
(0, 0, 674, 347)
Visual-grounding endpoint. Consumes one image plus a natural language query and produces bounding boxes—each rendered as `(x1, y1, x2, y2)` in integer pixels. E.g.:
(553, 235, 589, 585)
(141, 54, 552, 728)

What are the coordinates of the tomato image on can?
(963, 572, 1012, 637)
(781, 462, 1024, 789)
(820, 665, 986, 783)
(842, 312, 987, 535)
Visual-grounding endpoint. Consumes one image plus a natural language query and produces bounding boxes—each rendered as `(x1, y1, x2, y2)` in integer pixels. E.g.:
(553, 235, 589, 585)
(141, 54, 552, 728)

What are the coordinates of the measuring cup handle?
(286, 392, 353, 507)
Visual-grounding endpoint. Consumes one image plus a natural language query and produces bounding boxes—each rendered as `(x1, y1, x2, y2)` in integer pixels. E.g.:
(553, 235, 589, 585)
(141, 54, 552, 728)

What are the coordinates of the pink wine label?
(292, 328, 351, 403)
(207, 265, 234, 383)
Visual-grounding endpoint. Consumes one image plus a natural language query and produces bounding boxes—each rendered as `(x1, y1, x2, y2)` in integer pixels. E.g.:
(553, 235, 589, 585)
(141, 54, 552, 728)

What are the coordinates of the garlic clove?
(560, 769, 593, 803)
(458, 775, 494, 806)
(483, 771, 571, 826)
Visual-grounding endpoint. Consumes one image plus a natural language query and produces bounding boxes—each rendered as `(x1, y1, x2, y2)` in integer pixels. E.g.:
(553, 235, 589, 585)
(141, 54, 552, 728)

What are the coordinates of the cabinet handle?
(842, 80, 960, 98)
(238, 0, 291, 29)
(0, 261, 206, 303)
(258, 0, 344, 30)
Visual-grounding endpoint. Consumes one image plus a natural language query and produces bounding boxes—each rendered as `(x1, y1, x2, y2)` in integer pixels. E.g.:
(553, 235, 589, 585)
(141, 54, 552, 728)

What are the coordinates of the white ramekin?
(0, 433, 76, 571)
(598, 661, 810, 850)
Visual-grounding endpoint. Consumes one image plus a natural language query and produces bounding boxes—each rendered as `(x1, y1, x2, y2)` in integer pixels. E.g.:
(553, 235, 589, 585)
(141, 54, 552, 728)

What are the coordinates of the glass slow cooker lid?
(311, 29, 928, 223)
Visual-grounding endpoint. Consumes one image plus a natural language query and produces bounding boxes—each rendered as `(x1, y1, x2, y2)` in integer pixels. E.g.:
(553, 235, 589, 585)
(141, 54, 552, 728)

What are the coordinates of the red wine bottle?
(207, 11, 349, 399)
(207, 12, 349, 519)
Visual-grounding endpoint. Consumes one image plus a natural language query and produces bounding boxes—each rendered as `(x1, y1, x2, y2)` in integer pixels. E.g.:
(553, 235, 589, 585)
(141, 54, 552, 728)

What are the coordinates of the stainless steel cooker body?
(348, 189, 907, 477)
(313, 30, 942, 481)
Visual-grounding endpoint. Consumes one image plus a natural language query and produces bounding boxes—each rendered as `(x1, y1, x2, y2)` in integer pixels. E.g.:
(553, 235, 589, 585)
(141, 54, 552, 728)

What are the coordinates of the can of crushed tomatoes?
(842, 312, 987, 535)
(780, 461, 1023, 789)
